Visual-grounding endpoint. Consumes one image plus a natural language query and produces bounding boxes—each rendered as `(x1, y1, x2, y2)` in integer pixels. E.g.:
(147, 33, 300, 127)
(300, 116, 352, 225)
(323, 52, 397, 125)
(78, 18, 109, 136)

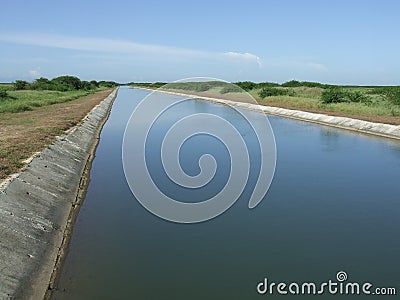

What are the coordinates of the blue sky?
(1, 0, 399, 85)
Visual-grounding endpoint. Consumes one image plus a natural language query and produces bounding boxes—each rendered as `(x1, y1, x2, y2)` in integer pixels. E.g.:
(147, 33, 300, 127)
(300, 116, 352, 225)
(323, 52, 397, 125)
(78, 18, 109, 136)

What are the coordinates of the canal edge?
(44, 87, 119, 299)
(136, 87, 400, 141)
(0, 88, 118, 300)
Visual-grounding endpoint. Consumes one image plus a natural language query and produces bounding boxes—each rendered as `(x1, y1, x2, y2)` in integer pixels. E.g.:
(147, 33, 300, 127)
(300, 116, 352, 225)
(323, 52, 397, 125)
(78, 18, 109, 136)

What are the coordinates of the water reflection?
(320, 128, 340, 152)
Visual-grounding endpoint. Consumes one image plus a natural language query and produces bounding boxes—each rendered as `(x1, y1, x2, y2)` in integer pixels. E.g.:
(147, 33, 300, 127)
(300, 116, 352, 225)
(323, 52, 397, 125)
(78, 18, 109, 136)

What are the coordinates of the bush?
(27, 76, 109, 91)
(234, 81, 256, 91)
(321, 89, 374, 105)
(0, 89, 8, 99)
(51, 75, 82, 90)
(368, 86, 400, 105)
(81, 81, 96, 90)
(258, 87, 295, 98)
(257, 82, 280, 88)
(30, 78, 51, 90)
(346, 90, 372, 104)
(321, 88, 348, 103)
(387, 88, 400, 105)
(98, 80, 119, 88)
(282, 80, 330, 89)
(13, 80, 29, 90)
(379, 87, 400, 105)
(281, 80, 302, 87)
(220, 84, 243, 94)
(301, 81, 330, 88)
(90, 80, 99, 88)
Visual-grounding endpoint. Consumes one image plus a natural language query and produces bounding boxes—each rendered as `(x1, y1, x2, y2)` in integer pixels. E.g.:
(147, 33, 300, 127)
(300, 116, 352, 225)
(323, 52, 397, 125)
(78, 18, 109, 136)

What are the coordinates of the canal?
(52, 86, 400, 299)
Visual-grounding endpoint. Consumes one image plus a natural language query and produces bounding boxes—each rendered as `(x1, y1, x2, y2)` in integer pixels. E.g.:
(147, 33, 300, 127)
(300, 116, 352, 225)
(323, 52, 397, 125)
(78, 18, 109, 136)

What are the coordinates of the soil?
(0, 89, 114, 180)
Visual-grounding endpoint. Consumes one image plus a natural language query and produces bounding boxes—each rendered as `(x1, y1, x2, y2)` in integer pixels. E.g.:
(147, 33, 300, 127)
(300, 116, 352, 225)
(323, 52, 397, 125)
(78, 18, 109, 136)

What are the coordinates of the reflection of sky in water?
(144, 99, 261, 203)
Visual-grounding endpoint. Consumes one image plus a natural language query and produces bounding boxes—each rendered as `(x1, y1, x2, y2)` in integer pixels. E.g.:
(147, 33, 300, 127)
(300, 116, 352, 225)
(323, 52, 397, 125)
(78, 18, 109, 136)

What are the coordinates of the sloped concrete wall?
(0, 88, 118, 299)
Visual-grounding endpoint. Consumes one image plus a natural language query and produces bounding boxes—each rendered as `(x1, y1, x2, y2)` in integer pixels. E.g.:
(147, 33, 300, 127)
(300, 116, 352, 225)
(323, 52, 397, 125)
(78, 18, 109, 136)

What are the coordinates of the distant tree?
(301, 81, 326, 88)
(81, 81, 95, 90)
(35, 77, 50, 84)
(98, 80, 118, 88)
(234, 81, 256, 91)
(90, 80, 99, 87)
(256, 82, 280, 88)
(51, 75, 82, 90)
(281, 80, 302, 87)
(13, 80, 29, 90)
(152, 82, 167, 88)
(30, 77, 52, 90)
(258, 87, 295, 98)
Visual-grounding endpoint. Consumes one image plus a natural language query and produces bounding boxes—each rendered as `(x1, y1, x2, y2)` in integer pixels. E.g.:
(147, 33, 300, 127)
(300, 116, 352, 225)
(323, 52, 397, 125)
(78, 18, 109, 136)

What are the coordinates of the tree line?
(13, 76, 118, 91)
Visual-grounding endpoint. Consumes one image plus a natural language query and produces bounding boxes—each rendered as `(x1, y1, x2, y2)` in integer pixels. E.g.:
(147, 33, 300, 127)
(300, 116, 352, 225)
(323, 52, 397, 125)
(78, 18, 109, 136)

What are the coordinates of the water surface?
(53, 87, 400, 299)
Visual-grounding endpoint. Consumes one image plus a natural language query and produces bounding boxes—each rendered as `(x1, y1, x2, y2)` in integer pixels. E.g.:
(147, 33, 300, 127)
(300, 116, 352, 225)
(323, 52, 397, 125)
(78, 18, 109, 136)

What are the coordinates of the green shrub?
(0, 89, 8, 99)
(81, 81, 95, 90)
(322, 89, 375, 105)
(144, 82, 165, 88)
(301, 81, 331, 88)
(13, 80, 29, 90)
(90, 80, 99, 87)
(282, 80, 331, 89)
(256, 82, 280, 88)
(368, 86, 400, 105)
(51, 75, 82, 90)
(321, 88, 348, 103)
(258, 87, 295, 98)
(25, 76, 112, 91)
(346, 90, 372, 105)
(220, 84, 243, 94)
(383, 87, 400, 105)
(281, 80, 302, 87)
(234, 81, 256, 91)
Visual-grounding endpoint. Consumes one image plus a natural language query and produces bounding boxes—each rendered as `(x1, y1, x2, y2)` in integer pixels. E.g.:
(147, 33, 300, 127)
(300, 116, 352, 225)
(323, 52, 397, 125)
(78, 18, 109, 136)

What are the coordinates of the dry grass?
(0, 89, 114, 180)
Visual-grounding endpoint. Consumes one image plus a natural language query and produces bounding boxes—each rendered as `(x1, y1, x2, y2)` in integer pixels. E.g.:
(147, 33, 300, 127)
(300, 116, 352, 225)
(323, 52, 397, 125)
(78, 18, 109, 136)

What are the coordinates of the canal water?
(52, 87, 400, 299)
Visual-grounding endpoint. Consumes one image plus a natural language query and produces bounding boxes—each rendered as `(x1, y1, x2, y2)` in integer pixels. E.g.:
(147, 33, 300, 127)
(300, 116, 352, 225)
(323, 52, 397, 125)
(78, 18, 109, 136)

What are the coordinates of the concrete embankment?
(0, 88, 118, 299)
(139, 88, 400, 140)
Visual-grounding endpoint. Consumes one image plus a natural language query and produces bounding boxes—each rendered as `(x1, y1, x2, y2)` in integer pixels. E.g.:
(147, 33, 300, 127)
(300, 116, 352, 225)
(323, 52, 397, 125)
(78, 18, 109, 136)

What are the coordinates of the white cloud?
(28, 69, 40, 76)
(223, 51, 262, 68)
(0, 32, 335, 83)
(0, 32, 262, 66)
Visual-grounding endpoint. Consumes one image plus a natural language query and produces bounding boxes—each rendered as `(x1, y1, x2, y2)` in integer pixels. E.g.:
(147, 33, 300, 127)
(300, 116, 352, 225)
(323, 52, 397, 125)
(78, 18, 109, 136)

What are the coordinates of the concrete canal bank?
(139, 88, 400, 140)
(0, 88, 118, 299)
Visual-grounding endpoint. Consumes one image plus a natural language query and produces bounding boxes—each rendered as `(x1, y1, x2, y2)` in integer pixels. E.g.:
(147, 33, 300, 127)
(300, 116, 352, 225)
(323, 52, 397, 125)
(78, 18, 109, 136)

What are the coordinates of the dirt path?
(0, 89, 114, 180)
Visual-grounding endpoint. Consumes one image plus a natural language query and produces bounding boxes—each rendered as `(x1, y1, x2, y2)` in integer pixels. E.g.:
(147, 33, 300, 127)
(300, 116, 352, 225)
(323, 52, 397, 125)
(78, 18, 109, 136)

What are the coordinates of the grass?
(0, 89, 94, 113)
(251, 86, 400, 123)
(0, 89, 114, 179)
(131, 82, 400, 125)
